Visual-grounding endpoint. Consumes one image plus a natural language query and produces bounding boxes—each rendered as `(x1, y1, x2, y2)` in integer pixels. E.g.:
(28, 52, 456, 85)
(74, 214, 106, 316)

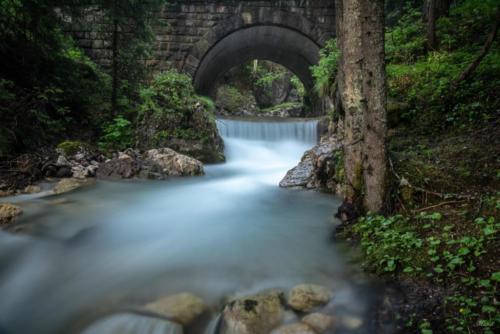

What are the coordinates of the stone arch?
(182, 9, 331, 114)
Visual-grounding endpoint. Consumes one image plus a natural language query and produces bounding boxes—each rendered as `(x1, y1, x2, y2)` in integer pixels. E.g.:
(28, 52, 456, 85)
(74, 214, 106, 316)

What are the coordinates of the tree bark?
(425, 0, 451, 50)
(111, 18, 119, 115)
(360, 0, 387, 212)
(335, 0, 387, 213)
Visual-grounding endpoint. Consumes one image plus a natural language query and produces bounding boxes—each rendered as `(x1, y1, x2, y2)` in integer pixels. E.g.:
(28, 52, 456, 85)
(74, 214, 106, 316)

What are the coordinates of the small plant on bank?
(98, 116, 133, 151)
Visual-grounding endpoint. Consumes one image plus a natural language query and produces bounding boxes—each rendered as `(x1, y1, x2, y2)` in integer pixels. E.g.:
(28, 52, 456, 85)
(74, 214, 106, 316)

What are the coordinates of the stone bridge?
(72, 0, 335, 108)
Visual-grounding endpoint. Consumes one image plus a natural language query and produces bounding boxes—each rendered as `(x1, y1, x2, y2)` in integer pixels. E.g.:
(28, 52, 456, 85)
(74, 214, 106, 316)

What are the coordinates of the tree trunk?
(425, 0, 451, 50)
(360, 0, 387, 212)
(335, 0, 387, 213)
(111, 18, 119, 115)
(335, 0, 365, 204)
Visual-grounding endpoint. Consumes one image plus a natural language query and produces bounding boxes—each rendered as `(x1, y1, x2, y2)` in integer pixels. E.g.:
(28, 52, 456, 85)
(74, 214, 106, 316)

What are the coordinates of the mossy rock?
(57, 141, 86, 157)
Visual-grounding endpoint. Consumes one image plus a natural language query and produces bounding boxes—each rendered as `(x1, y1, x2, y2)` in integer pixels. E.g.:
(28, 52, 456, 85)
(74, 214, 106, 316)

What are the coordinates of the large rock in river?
(144, 148, 204, 176)
(53, 178, 95, 195)
(96, 153, 142, 179)
(222, 292, 285, 334)
(0, 203, 22, 226)
(279, 136, 342, 193)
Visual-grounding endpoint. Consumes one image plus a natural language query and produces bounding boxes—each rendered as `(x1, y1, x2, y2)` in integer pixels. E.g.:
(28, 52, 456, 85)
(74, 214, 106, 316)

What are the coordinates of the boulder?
(81, 312, 183, 334)
(72, 164, 98, 179)
(271, 323, 316, 334)
(96, 153, 141, 179)
(138, 101, 225, 163)
(144, 148, 204, 176)
(56, 155, 71, 167)
(56, 166, 73, 178)
(166, 138, 225, 164)
(280, 136, 342, 193)
(23, 185, 41, 194)
(0, 203, 22, 226)
(222, 292, 285, 334)
(287, 284, 332, 312)
(144, 292, 206, 326)
(302, 313, 334, 333)
(53, 178, 94, 195)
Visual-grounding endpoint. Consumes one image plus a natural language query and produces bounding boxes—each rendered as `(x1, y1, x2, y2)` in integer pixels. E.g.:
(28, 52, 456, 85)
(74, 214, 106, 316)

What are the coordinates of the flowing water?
(0, 118, 382, 334)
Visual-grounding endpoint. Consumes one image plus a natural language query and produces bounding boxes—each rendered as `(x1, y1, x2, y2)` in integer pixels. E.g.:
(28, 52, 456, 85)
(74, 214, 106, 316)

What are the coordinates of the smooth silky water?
(0, 118, 381, 334)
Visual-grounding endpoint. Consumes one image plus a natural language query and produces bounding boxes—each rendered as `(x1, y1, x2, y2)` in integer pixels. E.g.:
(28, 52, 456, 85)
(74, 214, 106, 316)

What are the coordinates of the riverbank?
(335, 120, 500, 333)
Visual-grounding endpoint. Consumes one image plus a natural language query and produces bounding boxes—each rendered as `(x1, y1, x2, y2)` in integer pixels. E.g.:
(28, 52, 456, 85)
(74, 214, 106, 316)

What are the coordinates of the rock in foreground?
(287, 284, 332, 312)
(302, 313, 335, 333)
(270, 323, 316, 334)
(0, 203, 22, 226)
(81, 312, 183, 334)
(222, 292, 285, 334)
(279, 137, 342, 193)
(144, 292, 206, 326)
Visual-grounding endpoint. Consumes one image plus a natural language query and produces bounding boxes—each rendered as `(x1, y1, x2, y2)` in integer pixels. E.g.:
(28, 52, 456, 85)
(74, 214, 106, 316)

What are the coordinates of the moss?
(260, 101, 302, 114)
(57, 141, 85, 156)
(216, 85, 254, 113)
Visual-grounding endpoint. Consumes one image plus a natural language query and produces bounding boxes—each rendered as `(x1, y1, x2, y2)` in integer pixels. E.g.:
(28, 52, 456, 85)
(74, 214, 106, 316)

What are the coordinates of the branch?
(452, 9, 500, 87)
(388, 156, 476, 201)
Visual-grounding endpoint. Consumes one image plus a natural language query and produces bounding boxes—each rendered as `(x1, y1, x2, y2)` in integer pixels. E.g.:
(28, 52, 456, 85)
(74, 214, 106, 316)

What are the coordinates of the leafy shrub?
(215, 85, 253, 113)
(311, 39, 340, 97)
(99, 116, 133, 151)
(139, 69, 196, 119)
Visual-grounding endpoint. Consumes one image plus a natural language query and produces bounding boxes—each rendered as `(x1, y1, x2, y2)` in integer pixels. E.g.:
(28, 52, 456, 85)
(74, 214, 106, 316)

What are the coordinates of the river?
(0, 118, 381, 333)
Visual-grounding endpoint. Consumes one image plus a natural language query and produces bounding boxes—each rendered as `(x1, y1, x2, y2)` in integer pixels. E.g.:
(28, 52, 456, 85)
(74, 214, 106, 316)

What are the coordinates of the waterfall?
(216, 119, 318, 144)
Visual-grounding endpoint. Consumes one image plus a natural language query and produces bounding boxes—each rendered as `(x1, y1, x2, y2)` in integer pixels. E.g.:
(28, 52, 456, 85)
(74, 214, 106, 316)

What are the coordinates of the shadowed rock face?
(279, 137, 342, 193)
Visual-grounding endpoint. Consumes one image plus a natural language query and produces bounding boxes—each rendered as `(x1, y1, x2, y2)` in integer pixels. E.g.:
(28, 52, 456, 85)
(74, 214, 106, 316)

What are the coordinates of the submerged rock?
(287, 284, 332, 312)
(144, 148, 204, 176)
(302, 313, 335, 333)
(144, 292, 206, 326)
(53, 178, 94, 194)
(270, 323, 316, 334)
(81, 312, 183, 334)
(23, 185, 41, 194)
(0, 203, 22, 226)
(279, 136, 342, 193)
(222, 292, 285, 334)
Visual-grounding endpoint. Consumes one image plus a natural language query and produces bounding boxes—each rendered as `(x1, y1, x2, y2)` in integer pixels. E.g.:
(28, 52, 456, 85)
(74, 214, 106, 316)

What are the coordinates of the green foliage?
(139, 69, 196, 120)
(385, 0, 499, 131)
(385, 4, 426, 63)
(215, 85, 253, 113)
(137, 69, 218, 148)
(98, 116, 133, 151)
(346, 211, 499, 333)
(197, 96, 216, 114)
(311, 39, 340, 97)
(0, 0, 111, 157)
(290, 75, 305, 97)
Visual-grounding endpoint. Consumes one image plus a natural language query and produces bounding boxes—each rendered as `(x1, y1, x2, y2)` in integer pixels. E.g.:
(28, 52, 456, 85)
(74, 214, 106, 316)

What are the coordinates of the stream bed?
(0, 118, 384, 334)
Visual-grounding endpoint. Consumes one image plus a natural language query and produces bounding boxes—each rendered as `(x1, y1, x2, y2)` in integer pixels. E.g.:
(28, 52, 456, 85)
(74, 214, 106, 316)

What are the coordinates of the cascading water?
(0, 118, 381, 334)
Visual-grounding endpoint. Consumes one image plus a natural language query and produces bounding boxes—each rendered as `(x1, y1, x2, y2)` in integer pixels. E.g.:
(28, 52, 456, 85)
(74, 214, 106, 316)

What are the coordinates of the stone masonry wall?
(67, 0, 334, 74)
